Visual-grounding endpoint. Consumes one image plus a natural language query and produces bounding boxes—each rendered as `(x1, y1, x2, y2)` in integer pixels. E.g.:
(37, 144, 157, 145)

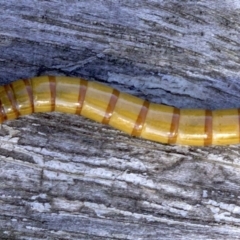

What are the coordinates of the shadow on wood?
(0, 0, 240, 239)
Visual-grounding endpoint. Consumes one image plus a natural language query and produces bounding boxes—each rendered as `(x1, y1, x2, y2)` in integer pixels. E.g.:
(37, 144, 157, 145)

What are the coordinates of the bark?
(0, 0, 240, 239)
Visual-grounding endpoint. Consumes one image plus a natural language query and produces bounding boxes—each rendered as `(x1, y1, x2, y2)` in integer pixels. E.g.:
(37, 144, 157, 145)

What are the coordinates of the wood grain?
(1, 0, 240, 239)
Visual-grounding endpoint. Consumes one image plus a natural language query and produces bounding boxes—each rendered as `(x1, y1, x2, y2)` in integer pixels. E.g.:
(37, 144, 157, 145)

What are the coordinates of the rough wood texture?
(1, 0, 240, 239)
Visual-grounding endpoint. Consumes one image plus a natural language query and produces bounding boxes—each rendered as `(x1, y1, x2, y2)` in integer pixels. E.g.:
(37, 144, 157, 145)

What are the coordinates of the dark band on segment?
(23, 79, 34, 113)
(4, 84, 19, 118)
(102, 89, 120, 125)
(49, 76, 56, 112)
(131, 100, 150, 137)
(0, 100, 7, 123)
(76, 78, 88, 115)
(168, 108, 180, 144)
(204, 109, 212, 146)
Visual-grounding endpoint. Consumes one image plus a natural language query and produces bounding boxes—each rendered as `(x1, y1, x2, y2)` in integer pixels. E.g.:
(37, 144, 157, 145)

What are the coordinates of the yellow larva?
(0, 76, 239, 146)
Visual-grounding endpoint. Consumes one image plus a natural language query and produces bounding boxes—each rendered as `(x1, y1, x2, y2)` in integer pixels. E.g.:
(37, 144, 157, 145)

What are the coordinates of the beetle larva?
(0, 75, 238, 146)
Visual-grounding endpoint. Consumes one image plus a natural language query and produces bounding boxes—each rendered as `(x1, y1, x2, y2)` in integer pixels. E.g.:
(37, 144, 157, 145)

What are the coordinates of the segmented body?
(0, 76, 238, 146)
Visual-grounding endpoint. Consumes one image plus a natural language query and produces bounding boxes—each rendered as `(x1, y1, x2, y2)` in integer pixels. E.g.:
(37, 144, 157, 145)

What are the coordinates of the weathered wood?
(1, 0, 240, 239)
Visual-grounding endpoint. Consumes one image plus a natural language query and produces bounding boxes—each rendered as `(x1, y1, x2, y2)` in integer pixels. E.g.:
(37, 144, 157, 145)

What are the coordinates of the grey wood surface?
(0, 1, 240, 239)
